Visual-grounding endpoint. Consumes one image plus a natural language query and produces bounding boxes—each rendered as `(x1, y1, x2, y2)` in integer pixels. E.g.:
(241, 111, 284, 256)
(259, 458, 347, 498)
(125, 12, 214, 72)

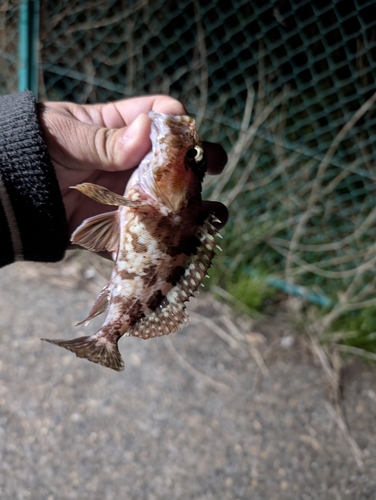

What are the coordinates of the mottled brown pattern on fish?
(118, 269, 138, 280)
(168, 135, 187, 149)
(159, 234, 200, 258)
(112, 294, 125, 305)
(131, 231, 148, 254)
(100, 324, 123, 344)
(155, 216, 176, 235)
(113, 295, 145, 323)
(151, 216, 200, 256)
(142, 263, 158, 286)
(128, 300, 145, 326)
(166, 266, 185, 285)
(147, 290, 165, 310)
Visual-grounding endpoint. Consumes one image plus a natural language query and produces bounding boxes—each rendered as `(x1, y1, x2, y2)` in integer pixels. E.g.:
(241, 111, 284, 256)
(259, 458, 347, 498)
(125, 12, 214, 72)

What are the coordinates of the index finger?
(102, 95, 187, 128)
(102, 98, 227, 175)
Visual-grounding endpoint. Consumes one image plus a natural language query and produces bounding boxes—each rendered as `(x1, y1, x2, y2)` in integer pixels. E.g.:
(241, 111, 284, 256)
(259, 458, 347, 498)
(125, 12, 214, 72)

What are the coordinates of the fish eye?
(186, 145, 204, 164)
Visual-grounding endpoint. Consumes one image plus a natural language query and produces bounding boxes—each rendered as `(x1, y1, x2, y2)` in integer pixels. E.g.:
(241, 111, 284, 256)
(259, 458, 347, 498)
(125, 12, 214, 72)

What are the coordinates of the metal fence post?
(18, 0, 40, 97)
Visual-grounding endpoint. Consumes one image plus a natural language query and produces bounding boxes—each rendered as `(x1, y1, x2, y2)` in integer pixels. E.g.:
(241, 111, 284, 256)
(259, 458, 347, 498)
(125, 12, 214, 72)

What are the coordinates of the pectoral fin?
(71, 212, 120, 252)
(71, 183, 141, 208)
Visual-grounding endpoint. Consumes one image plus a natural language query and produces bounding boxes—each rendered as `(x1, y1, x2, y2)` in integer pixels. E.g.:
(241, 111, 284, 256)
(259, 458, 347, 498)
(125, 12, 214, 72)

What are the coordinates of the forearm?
(0, 91, 67, 267)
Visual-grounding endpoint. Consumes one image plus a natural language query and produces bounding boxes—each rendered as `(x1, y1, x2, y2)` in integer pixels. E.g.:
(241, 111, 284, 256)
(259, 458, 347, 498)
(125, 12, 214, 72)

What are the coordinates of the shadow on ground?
(0, 253, 375, 499)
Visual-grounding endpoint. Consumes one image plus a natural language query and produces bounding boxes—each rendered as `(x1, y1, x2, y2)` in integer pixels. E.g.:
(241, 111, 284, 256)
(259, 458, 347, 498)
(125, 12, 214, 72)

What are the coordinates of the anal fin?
(127, 300, 189, 339)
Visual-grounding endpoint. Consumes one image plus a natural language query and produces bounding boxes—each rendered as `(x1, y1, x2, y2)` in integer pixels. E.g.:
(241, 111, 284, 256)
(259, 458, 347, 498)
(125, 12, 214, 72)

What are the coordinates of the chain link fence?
(2, 0, 376, 324)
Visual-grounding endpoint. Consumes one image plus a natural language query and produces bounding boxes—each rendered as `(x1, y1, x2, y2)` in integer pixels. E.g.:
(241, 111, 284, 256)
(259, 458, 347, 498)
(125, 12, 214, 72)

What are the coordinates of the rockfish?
(43, 112, 221, 371)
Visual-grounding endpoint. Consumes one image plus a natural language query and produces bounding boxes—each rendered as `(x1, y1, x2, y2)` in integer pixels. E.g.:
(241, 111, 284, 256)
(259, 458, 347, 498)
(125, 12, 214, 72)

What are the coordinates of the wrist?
(0, 91, 68, 266)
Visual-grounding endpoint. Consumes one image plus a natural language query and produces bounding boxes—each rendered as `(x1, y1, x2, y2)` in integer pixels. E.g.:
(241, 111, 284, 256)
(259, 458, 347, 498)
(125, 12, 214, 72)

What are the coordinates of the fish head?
(138, 111, 207, 213)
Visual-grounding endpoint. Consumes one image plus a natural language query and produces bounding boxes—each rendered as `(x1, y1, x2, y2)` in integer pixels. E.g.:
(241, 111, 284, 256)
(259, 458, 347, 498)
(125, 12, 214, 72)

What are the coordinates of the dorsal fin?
(127, 213, 220, 340)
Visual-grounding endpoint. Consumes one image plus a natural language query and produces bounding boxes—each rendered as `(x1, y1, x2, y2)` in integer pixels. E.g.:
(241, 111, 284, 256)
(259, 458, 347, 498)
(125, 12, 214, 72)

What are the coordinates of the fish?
(43, 111, 221, 371)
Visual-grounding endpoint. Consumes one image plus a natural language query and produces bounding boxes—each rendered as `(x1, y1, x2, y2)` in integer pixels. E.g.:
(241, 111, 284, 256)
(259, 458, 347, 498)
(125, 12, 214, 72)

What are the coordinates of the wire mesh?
(0, 1, 19, 94)
(2, 0, 376, 314)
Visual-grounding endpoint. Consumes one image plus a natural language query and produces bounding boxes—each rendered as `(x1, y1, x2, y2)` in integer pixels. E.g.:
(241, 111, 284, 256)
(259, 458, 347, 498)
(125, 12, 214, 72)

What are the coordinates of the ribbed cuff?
(0, 90, 68, 266)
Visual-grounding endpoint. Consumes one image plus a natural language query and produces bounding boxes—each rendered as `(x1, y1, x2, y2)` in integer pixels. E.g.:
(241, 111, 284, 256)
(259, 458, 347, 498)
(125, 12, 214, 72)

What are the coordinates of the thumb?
(40, 107, 152, 172)
(81, 113, 152, 172)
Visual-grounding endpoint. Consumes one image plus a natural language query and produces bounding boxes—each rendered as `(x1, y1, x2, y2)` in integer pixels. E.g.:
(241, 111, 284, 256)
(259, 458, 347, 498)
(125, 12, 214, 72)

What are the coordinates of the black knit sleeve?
(0, 90, 68, 267)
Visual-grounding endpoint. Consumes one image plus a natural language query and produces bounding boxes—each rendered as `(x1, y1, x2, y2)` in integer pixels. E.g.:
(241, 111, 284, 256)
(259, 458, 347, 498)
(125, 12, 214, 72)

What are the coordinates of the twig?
(310, 337, 339, 400)
(325, 402, 363, 468)
(309, 335, 364, 468)
(285, 91, 376, 282)
(219, 314, 269, 377)
(42, 0, 112, 32)
(210, 285, 256, 316)
(163, 336, 229, 390)
(243, 151, 301, 191)
(223, 152, 260, 207)
(283, 203, 376, 253)
(219, 314, 248, 343)
(250, 337, 280, 399)
(64, 0, 149, 34)
(335, 344, 376, 362)
(230, 213, 304, 263)
(190, 312, 239, 350)
(271, 241, 376, 279)
(211, 87, 287, 199)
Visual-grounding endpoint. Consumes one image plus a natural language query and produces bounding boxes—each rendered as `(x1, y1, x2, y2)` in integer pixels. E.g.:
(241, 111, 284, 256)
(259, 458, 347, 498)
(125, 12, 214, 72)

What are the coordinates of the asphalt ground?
(0, 253, 376, 499)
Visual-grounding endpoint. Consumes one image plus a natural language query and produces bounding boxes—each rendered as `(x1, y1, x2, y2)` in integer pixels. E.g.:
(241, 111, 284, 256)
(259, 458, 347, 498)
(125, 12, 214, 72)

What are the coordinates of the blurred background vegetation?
(2, 0, 376, 355)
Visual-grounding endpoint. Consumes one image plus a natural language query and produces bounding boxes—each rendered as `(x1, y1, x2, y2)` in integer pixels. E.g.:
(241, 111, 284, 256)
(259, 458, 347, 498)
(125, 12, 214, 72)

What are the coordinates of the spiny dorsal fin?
(127, 212, 220, 340)
(71, 212, 120, 252)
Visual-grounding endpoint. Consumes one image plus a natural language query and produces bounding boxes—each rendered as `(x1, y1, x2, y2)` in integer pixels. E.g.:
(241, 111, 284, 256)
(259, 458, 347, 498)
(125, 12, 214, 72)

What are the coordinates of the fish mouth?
(134, 112, 201, 212)
(148, 111, 196, 136)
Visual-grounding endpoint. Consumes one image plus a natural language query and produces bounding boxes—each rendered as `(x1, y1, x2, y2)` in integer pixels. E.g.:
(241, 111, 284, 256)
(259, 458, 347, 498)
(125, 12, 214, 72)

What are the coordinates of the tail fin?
(42, 335, 125, 371)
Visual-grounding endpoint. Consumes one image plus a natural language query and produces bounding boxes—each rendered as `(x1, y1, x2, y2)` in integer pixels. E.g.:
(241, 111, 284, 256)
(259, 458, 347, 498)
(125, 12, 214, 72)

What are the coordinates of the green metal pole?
(18, 0, 40, 97)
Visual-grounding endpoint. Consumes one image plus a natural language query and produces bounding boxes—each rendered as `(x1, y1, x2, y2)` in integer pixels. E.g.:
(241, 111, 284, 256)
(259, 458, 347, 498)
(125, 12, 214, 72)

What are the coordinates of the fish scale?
(43, 112, 222, 371)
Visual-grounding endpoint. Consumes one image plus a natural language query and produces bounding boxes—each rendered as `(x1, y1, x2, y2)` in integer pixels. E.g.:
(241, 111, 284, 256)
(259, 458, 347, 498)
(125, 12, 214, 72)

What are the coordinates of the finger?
(203, 142, 228, 175)
(60, 119, 228, 175)
(203, 201, 228, 228)
(101, 95, 187, 128)
(46, 112, 153, 172)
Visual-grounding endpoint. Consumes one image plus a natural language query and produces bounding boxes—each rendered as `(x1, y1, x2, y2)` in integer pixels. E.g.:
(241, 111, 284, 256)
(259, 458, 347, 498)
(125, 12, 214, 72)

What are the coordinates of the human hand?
(37, 95, 228, 245)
